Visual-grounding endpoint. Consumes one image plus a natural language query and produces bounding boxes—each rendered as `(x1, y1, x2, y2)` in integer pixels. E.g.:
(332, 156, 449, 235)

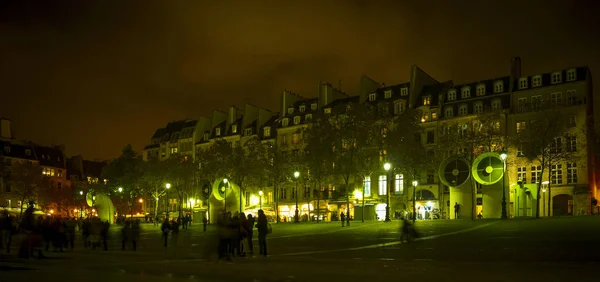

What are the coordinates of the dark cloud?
(1, 0, 598, 159)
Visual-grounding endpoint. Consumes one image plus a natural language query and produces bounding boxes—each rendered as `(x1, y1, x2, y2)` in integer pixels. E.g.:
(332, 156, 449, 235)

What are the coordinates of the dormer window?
(287, 107, 294, 114)
(299, 105, 306, 113)
(4, 146, 10, 153)
(474, 102, 483, 114)
(215, 128, 221, 136)
(476, 84, 485, 96)
(458, 104, 468, 116)
(400, 87, 408, 96)
(461, 87, 471, 99)
(491, 99, 502, 110)
(282, 118, 289, 127)
(532, 75, 542, 87)
(494, 81, 504, 93)
(448, 90, 457, 101)
(311, 103, 317, 110)
(263, 127, 271, 137)
(324, 108, 331, 114)
(368, 93, 376, 101)
(231, 124, 237, 134)
(293, 116, 301, 125)
(445, 107, 454, 118)
(203, 133, 209, 141)
(384, 90, 392, 99)
(25, 149, 31, 156)
(519, 78, 528, 89)
(244, 128, 252, 136)
(423, 96, 431, 106)
(551, 72, 562, 84)
(305, 114, 313, 121)
(566, 69, 577, 82)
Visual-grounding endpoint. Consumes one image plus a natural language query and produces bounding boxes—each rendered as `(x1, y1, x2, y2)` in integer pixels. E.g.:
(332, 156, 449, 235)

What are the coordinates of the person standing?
(340, 212, 346, 227)
(454, 202, 460, 219)
(246, 214, 255, 256)
(255, 209, 269, 257)
(202, 216, 208, 232)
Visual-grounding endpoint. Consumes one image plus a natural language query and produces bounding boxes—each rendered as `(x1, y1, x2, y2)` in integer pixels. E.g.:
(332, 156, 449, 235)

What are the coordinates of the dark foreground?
(2, 217, 600, 281)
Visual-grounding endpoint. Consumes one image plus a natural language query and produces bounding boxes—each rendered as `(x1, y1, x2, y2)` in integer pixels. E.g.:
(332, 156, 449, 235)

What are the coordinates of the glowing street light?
(165, 183, 171, 189)
(139, 198, 143, 203)
(294, 171, 300, 223)
(118, 187, 123, 193)
(541, 181, 549, 216)
(165, 183, 171, 217)
(383, 163, 391, 222)
(412, 180, 418, 223)
(500, 150, 508, 219)
(79, 191, 83, 196)
(258, 190, 263, 209)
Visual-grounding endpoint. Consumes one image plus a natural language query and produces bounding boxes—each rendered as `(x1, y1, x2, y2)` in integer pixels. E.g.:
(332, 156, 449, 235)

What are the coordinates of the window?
(267, 192, 273, 204)
(288, 107, 294, 114)
(551, 92, 563, 106)
(305, 114, 312, 121)
(25, 149, 31, 156)
(494, 81, 504, 93)
(231, 125, 237, 134)
(263, 127, 271, 137)
(474, 102, 483, 114)
(384, 90, 392, 99)
(394, 101, 405, 115)
(551, 72, 562, 84)
(550, 137, 563, 154)
(476, 85, 485, 96)
(531, 165, 541, 183)
(519, 78, 528, 89)
(170, 147, 178, 154)
(293, 116, 301, 125)
(516, 122, 526, 133)
(551, 164, 563, 185)
(215, 128, 221, 136)
(461, 87, 471, 99)
(445, 107, 454, 118)
(369, 93, 376, 101)
(401, 87, 408, 96)
(395, 174, 404, 195)
(448, 90, 457, 101)
(516, 144, 524, 157)
(458, 105, 468, 116)
(517, 97, 527, 113)
(378, 175, 387, 196)
(532, 75, 542, 87)
(566, 135, 577, 152)
(3, 146, 10, 153)
(203, 133, 209, 141)
(292, 133, 300, 145)
(324, 108, 331, 114)
(422, 112, 429, 122)
(282, 118, 289, 127)
(491, 99, 502, 110)
(423, 96, 431, 105)
(299, 105, 306, 113)
(458, 124, 468, 138)
(566, 69, 577, 82)
(379, 149, 387, 161)
(310, 103, 317, 111)
(244, 128, 252, 136)
(279, 135, 287, 146)
(426, 131, 435, 144)
(431, 112, 437, 120)
(279, 187, 287, 200)
(566, 90, 577, 106)
(363, 177, 371, 197)
(517, 166, 527, 183)
(567, 162, 578, 184)
(531, 95, 543, 110)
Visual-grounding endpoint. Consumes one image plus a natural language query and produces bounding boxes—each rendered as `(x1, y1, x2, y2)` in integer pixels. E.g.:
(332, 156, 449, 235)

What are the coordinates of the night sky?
(1, 0, 599, 160)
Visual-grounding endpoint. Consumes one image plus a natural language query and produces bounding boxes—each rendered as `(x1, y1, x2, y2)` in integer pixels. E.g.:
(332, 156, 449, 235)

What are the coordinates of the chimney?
(228, 107, 237, 124)
(511, 57, 522, 80)
(0, 118, 12, 139)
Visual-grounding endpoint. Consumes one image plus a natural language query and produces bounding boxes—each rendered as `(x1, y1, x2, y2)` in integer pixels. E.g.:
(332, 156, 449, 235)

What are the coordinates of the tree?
(139, 159, 167, 219)
(265, 141, 292, 223)
(226, 137, 268, 213)
(39, 182, 74, 217)
(197, 140, 231, 220)
(103, 144, 144, 217)
(10, 161, 51, 215)
(513, 107, 578, 218)
(329, 102, 375, 226)
(163, 154, 195, 218)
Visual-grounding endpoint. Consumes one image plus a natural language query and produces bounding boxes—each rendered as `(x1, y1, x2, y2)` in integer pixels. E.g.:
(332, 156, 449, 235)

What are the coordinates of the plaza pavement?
(1, 217, 600, 281)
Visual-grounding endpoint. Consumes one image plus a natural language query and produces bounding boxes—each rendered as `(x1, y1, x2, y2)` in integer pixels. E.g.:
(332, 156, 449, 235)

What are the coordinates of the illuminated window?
(292, 133, 300, 145)
(263, 127, 270, 137)
(384, 90, 392, 99)
(369, 93, 376, 101)
(311, 103, 317, 110)
(423, 96, 431, 105)
(299, 105, 306, 113)
(566, 69, 577, 82)
(395, 174, 404, 195)
(531, 165, 541, 183)
(519, 78, 528, 89)
(448, 90, 457, 101)
(400, 88, 408, 96)
(517, 166, 527, 183)
(476, 85, 485, 96)
(215, 128, 221, 136)
(551, 164, 563, 184)
(551, 72, 562, 84)
(293, 116, 301, 125)
(363, 177, 371, 197)
(231, 125, 237, 134)
(282, 118, 289, 127)
(494, 81, 504, 93)
(378, 175, 387, 196)
(431, 111, 437, 120)
(461, 87, 471, 99)
(324, 108, 331, 114)
(516, 121, 526, 133)
(532, 75, 542, 87)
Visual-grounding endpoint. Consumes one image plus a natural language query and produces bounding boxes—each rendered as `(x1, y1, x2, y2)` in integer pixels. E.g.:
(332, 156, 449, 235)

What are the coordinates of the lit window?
(293, 116, 301, 125)
(551, 72, 562, 84)
(203, 133, 209, 141)
(369, 93, 376, 101)
(431, 112, 437, 120)
(231, 125, 237, 134)
(324, 108, 331, 114)
(491, 99, 502, 110)
(394, 174, 404, 195)
(459, 105, 468, 116)
(551, 164, 563, 184)
(215, 128, 221, 136)
(299, 105, 306, 113)
(244, 128, 252, 136)
(263, 127, 271, 137)
(532, 75, 542, 87)
(288, 107, 294, 114)
(363, 177, 371, 197)
(566, 69, 577, 82)
(494, 81, 504, 93)
(476, 85, 485, 96)
(305, 114, 312, 121)
(378, 175, 387, 196)
(531, 165, 541, 183)
(516, 122, 526, 133)
(292, 133, 300, 145)
(384, 90, 392, 99)
(517, 167, 527, 183)
(423, 96, 431, 105)
(474, 102, 483, 114)
(519, 78, 528, 89)
(448, 90, 456, 101)
(461, 87, 471, 99)
(400, 88, 408, 96)
(282, 118, 289, 127)
(445, 107, 454, 118)
(311, 103, 318, 110)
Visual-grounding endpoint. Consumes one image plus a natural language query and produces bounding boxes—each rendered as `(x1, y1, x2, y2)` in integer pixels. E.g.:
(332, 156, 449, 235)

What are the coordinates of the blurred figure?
(161, 218, 170, 247)
(101, 220, 109, 251)
(202, 216, 208, 232)
(255, 209, 269, 257)
(400, 218, 418, 243)
(217, 211, 232, 261)
(0, 210, 14, 253)
(131, 220, 140, 251)
(121, 220, 132, 250)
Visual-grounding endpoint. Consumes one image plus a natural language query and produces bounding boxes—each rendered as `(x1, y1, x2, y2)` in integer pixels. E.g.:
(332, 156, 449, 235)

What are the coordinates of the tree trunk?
(239, 185, 243, 213)
(345, 179, 351, 227)
(536, 166, 546, 219)
(275, 183, 280, 223)
(154, 197, 159, 220)
(361, 182, 365, 222)
(547, 184, 552, 217)
(20, 197, 25, 216)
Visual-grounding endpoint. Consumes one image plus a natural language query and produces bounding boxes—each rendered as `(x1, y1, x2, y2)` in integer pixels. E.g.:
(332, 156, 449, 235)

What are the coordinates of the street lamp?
(118, 187, 123, 193)
(165, 183, 171, 218)
(79, 191, 83, 218)
(500, 150, 508, 219)
(294, 171, 300, 223)
(412, 180, 418, 223)
(222, 178, 228, 212)
(383, 163, 391, 222)
(542, 181, 549, 217)
(259, 190, 263, 209)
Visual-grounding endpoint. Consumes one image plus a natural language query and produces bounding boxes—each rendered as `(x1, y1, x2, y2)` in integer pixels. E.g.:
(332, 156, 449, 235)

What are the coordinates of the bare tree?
(265, 141, 292, 223)
(197, 140, 231, 219)
(139, 159, 167, 219)
(103, 144, 144, 217)
(163, 154, 195, 218)
(226, 137, 268, 213)
(10, 161, 51, 215)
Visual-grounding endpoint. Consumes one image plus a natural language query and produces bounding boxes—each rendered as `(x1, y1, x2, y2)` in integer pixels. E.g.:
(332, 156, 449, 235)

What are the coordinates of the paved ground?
(1, 217, 600, 281)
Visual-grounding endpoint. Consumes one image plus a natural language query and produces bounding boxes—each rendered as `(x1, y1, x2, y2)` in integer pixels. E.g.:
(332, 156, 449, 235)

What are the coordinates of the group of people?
(217, 209, 269, 261)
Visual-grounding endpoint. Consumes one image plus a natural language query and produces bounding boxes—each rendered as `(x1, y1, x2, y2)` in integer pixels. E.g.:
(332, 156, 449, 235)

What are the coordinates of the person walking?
(255, 209, 269, 257)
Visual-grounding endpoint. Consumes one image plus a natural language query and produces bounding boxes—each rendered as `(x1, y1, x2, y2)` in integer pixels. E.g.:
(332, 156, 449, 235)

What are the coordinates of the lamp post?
(223, 178, 228, 212)
(259, 190, 263, 209)
(412, 180, 418, 223)
(500, 151, 508, 219)
(79, 190, 84, 218)
(165, 183, 171, 219)
(139, 198, 144, 214)
(541, 181, 549, 217)
(294, 171, 300, 223)
(383, 163, 391, 222)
